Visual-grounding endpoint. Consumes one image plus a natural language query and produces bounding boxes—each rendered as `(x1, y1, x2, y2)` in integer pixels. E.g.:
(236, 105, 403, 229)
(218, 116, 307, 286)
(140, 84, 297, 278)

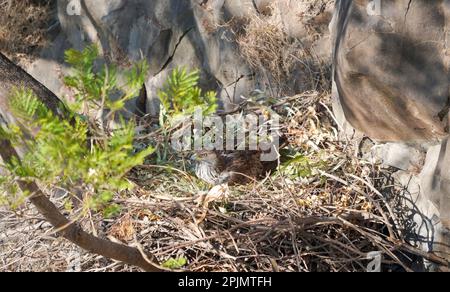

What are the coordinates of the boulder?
(331, 0, 450, 260)
(332, 0, 449, 143)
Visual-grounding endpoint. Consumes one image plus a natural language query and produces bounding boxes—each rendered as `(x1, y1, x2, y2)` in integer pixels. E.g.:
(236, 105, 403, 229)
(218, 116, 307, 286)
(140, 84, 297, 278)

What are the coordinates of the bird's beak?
(190, 153, 198, 161)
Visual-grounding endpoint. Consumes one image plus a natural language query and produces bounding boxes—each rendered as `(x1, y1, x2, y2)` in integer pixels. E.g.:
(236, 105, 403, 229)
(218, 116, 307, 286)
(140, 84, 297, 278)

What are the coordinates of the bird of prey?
(190, 150, 278, 185)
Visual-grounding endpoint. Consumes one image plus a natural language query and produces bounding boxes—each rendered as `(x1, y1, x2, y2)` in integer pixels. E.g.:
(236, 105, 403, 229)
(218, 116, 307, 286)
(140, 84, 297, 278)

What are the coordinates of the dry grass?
(0, 91, 446, 272)
(0, 0, 55, 63)
(237, 13, 294, 86)
(116, 92, 434, 272)
(0, 203, 115, 272)
(234, 3, 331, 96)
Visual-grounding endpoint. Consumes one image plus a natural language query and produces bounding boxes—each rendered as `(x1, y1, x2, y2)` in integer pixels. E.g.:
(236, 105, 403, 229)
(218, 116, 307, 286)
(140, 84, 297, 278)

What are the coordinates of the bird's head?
(190, 150, 220, 166)
(190, 150, 222, 185)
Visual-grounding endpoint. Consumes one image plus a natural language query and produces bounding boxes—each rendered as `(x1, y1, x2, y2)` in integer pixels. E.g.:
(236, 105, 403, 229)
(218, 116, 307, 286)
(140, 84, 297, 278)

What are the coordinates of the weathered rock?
(393, 139, 450, 260)
(423, 138, 450, 230)
(49, 0, 333, 115)
(372, 143, 425, 171)
(331, 0, 450, 260)
(332, 0, 450, 143)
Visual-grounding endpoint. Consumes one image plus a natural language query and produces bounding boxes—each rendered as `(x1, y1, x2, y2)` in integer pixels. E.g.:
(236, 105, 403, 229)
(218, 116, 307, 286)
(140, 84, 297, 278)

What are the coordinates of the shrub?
(158, 67, 217, 126)
(0, 45, 153, 217)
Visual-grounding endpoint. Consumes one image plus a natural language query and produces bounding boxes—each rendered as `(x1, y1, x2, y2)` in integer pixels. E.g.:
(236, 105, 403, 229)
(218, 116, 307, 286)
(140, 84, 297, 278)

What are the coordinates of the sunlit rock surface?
(331, 0, 450, 261)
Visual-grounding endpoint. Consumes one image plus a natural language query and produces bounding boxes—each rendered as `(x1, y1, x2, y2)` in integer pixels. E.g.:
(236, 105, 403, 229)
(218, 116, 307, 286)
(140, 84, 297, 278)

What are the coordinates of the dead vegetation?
(2, 91, 441, 272)
(0, 0, 55, 64)
(117, 92, 435, 272)
(234, 2, 331, 96)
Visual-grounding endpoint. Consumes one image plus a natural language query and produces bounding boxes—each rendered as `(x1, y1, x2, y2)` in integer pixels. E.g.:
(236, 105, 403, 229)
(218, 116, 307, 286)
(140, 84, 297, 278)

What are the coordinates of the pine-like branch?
(0, 51, 162, 272)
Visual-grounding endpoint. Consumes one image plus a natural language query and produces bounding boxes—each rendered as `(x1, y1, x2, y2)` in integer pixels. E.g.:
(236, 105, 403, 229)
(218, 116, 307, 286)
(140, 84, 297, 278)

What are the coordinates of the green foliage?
(0, 45, 153, 216)
(2, 89, 153, 214)
(0, 45, 220, 214)
(0, 175, 26, 209)
(162, 256, 188, 269)
(280, 153, 314, 178)
(9, 87, 48, 120)
(156, 68, 218, 164)
(64, 44, 148, 113)
(158, 68, 217, 124)
(279, 151, 327, 179)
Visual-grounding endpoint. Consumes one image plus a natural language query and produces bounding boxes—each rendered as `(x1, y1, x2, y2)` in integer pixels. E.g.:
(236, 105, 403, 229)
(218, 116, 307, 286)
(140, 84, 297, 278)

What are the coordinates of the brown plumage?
(191, 150, 277, 185)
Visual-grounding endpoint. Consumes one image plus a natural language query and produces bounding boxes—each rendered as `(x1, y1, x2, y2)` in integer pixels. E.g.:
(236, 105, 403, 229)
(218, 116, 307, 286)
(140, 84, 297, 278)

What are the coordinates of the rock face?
(331, 0, 450, 260)
(54, 0, 333, 115)
(332, 0, 449, 143)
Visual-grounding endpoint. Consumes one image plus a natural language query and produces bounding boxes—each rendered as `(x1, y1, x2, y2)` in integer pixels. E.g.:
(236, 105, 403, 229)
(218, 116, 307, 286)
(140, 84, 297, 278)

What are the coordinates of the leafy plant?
(158, 68, 217, 126)
(0, 45, 153, 217)
(162, 256, 188, 269)
(155, 68, 218, 164)
(279, 151, 328, 179)
(64, 44, 148, 115)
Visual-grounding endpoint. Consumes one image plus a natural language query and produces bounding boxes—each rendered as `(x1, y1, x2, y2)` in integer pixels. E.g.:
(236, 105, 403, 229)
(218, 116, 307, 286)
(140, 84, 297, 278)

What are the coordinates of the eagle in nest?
(190, 150, 279, 185)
